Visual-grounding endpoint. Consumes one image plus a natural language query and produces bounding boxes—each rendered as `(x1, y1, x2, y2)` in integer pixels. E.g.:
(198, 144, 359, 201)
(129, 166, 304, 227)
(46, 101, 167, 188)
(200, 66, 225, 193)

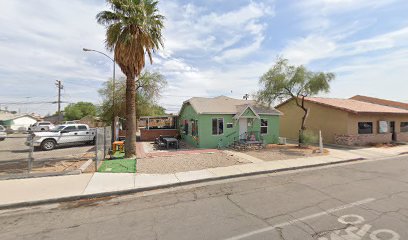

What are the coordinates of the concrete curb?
(0, 157, 372, 211)
(0, 170, 81, 181)
(78, 159, 93, 172)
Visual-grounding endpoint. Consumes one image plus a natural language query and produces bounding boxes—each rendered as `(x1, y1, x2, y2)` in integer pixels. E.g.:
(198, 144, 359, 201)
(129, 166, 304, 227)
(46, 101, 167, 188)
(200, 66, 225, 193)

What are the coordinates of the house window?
(358, 122, 373, 134)
(260, 119, 268, 134)
(212, 118, 224, 135)
(183, 120, 188, 134)
(401, 122, 408, 133)
(226, 123, 233, 128)
(192, 120, 198, 136)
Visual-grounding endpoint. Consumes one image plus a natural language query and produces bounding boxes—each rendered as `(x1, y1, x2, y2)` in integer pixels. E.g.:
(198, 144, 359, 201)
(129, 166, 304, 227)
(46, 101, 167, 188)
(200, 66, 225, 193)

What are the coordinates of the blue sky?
(1, 0, 408, 115)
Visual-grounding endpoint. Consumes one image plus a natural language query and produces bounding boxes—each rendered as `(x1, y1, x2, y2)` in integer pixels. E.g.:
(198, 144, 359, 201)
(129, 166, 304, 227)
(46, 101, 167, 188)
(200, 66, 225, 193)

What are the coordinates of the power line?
(0, 101, 72, 105)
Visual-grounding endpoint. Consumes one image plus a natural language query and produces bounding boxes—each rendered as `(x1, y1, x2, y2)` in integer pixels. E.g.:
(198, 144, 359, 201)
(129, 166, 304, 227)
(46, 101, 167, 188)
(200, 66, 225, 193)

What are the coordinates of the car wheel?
(40, 128, 45, 131)
(41, 139, 56, 151)
(0, 138, 4, 141)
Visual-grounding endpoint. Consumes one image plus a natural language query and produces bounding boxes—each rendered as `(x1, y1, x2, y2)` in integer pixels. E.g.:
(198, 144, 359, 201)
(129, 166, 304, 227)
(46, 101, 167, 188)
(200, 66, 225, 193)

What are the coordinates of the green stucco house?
(178, 96, 282, 148)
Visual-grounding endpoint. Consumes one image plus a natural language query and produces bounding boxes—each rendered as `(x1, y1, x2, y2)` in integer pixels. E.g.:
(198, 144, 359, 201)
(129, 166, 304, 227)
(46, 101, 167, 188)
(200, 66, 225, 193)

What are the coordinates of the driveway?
(0, 134, 94, 174)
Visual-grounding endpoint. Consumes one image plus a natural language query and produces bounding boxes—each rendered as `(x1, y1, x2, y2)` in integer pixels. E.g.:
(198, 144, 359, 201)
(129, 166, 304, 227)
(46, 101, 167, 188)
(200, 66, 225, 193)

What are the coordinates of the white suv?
(28, 121, 55, 131)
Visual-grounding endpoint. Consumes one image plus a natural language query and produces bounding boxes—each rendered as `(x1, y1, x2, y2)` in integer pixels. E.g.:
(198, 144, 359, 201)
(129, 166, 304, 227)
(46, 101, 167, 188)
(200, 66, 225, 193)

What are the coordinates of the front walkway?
(1, 145, 407, 208)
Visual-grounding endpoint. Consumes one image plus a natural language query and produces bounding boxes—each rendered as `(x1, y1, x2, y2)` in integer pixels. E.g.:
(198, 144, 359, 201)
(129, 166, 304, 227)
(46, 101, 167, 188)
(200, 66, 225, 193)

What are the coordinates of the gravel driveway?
(0, 133, 94, 175)
(136, 151, 250, 174)
(244, 145, 326, 161)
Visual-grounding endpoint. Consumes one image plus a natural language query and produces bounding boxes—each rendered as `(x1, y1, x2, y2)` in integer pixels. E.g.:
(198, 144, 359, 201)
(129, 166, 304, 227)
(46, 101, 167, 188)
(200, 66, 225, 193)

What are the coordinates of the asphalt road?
(1, 156, 408, 240)
(0, 134, 93, 163)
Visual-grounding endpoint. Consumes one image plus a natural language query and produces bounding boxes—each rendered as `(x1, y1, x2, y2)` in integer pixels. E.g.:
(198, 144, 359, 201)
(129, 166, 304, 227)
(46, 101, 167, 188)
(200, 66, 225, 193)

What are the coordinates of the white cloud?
(0, 0, 112, 114)
(295, 0, 397, 31)
(326, 49, 408, 103)
(281, 25, 408, 65)
(282, 35, 337, 65)
(213, 35, 265, 62)
(161, 1, 274, 59)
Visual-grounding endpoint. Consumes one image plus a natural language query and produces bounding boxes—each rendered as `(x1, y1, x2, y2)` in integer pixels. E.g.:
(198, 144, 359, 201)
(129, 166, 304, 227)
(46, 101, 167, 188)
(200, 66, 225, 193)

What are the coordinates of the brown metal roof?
(350, 95, 408, 110)
(304, 97, 408, 114)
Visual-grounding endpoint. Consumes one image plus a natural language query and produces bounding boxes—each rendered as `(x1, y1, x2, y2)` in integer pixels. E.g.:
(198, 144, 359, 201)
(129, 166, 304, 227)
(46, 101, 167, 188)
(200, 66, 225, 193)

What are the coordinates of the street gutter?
(0, 157, 369, 210)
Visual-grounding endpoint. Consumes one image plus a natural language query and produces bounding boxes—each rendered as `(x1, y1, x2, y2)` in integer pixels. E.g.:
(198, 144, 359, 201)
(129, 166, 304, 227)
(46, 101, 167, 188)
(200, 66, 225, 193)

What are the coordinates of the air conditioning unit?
(278, 137, 287, 145)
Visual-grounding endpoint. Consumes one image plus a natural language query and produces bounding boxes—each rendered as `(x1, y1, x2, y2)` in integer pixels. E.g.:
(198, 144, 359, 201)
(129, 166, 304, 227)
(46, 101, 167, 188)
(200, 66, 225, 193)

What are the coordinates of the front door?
(390, 121, 396, 141)
(239, 118, 247, 140)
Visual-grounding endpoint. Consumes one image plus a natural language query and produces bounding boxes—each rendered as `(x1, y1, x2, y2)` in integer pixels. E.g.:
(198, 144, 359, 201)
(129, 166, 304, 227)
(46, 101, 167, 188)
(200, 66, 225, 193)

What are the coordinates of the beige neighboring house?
(276, 96, 408, 146)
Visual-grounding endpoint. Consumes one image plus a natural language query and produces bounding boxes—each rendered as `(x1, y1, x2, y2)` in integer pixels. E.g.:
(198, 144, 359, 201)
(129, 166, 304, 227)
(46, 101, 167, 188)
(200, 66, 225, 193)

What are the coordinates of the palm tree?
(97, 0, 164, 158)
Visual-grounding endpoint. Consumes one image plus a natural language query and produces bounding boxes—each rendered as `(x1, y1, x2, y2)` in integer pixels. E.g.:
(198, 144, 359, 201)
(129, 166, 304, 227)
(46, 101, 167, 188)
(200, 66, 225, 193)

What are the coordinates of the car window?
(0, 126, 5, 131)
(39, 123, 49, 126)
(54, 126, 66, 131)
(63, 126, 77, 131)
(78, 125, 87, 130)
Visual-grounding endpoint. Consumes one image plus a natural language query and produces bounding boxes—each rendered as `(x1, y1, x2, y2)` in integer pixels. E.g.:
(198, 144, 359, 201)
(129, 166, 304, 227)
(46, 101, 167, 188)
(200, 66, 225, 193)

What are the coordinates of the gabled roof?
(350, 95, 408, 110)
(181, 96, 282, 116)
(234, 105, 260, 119)
(277, 97, 408, 114)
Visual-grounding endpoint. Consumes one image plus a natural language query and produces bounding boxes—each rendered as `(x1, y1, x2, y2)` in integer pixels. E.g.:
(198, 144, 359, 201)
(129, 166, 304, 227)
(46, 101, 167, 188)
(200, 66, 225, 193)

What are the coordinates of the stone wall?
(140, 129, 179, 141)
(335, 133, 393, 146)
(334, 134, 358, 146)
(396, 132, 408, 142)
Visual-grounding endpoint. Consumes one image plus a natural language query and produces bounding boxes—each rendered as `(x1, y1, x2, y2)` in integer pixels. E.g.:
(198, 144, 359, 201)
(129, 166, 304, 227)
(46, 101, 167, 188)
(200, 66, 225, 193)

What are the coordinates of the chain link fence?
(0, 123, 111, 179)
(95, 126, 112, 170)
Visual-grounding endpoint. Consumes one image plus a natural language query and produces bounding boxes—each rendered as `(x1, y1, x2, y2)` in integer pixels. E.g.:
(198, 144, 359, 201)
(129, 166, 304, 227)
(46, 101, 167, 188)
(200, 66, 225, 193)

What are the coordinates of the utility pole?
(55, 80, 63, 123)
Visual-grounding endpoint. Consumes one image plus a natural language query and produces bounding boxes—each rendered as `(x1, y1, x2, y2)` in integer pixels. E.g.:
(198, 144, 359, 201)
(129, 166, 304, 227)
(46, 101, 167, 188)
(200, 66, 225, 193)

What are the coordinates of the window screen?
(183, 120, 188, 134)
(261, 119, 268, 134)
(401, 122, 408, 133)
(358, 122, 373, 134)
(212, 118, 224, 135)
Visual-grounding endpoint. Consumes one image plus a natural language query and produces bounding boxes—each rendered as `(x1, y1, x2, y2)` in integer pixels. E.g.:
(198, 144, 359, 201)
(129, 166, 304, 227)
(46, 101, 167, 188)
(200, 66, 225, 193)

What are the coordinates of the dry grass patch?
(244, 144, 329, 162)
(137, 151, 250, 174)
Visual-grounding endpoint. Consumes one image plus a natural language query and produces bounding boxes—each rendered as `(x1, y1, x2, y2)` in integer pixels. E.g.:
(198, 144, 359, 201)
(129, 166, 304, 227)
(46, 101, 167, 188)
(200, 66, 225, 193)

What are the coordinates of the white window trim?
(260, 118, 268, 135)
(211, 118, 224, 136)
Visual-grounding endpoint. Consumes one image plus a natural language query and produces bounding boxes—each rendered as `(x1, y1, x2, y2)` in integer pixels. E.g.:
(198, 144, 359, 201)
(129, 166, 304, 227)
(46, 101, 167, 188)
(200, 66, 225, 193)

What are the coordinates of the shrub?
(300, 130, 318, 146)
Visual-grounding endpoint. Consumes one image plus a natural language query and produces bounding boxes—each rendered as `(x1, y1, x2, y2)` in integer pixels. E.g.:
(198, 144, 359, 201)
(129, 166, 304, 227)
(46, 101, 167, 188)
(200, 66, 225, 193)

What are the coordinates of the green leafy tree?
(256, 58, 335, 145)
(98, 71, 167, 124)
(64, 102, 97, 121)
(97, 0, 165, 157)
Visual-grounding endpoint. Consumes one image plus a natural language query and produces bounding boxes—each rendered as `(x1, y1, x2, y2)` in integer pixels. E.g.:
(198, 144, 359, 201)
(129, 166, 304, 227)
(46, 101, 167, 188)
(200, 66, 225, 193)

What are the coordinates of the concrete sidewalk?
(1, 145, 407, 209)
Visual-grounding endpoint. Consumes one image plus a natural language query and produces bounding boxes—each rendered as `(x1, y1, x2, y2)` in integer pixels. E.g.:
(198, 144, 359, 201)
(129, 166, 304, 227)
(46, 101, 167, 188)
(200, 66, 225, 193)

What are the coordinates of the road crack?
(226, 194, 270, 226)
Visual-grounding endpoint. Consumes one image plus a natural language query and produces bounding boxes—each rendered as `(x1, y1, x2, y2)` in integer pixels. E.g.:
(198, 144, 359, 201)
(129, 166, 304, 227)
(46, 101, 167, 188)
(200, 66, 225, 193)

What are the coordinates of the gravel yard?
(136, 151, 250, 174)
(244, 144, 327, 161)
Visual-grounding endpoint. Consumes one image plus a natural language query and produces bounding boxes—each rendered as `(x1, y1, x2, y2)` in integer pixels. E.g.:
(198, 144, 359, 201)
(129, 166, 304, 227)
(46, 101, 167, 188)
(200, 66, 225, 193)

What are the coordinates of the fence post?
(319, 130, 324, 153)
(103, 127, 107, 159)
(95, 129, 98, 171)
(28, 134, 34, 173)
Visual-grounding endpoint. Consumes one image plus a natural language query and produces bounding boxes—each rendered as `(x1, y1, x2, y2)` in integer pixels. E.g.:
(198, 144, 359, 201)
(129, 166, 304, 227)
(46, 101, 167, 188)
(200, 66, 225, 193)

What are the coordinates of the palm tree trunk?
(125, 75, 137, 158)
